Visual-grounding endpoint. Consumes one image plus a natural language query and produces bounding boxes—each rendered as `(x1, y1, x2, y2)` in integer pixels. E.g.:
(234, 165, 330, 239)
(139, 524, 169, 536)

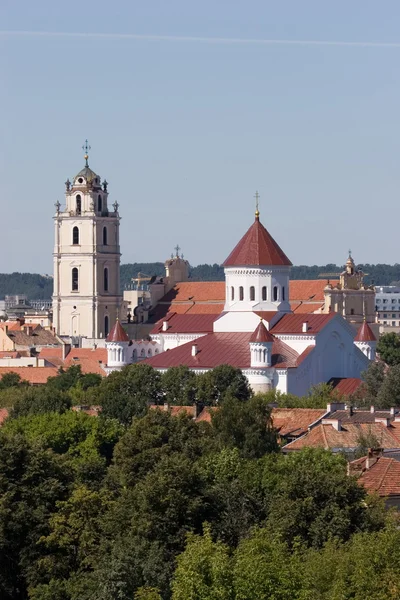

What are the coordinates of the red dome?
(355, 321, 376, 342)
(223, 216, 292, 267)
(106, 320, 129, 342)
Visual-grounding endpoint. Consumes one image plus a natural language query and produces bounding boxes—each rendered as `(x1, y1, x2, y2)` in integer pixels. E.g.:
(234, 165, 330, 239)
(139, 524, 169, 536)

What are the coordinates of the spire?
(82, 139, 91, 167)
(254, 190, 260, 221)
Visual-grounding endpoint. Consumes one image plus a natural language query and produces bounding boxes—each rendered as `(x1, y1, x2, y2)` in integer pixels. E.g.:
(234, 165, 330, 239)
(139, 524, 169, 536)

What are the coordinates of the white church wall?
(223, 267, 291, 313)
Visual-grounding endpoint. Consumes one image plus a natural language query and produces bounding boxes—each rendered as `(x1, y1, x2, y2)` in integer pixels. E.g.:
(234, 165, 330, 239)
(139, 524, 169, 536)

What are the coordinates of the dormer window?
(78, 177, 83, 184)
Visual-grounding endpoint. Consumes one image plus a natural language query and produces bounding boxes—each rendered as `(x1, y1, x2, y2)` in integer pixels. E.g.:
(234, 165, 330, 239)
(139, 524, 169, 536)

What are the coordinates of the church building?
(52, 143, 122, 341)
(105, 204, 374, 396)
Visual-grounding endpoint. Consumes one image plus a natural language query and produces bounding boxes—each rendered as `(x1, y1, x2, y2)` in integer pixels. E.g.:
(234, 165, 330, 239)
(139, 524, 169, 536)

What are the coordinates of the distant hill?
(1, 262, 400, 300)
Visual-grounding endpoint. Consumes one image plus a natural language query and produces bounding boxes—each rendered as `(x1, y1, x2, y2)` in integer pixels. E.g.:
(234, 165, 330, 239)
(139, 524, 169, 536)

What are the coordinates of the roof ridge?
(321, 424, 329, 449)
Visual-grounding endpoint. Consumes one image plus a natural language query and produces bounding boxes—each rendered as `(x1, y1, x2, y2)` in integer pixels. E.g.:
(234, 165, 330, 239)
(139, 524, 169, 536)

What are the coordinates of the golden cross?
(82, 139, 91, 166)
(254, 190, 260, 219)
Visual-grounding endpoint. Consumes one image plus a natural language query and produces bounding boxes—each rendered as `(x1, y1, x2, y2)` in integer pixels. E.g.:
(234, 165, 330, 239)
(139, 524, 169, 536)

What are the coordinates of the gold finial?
(254, 190, 260, 220)
(82, 139, 91, 167)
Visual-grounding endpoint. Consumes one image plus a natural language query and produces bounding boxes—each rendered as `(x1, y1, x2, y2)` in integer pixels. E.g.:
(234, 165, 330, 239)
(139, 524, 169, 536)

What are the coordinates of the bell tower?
(52, 142, 122, 341)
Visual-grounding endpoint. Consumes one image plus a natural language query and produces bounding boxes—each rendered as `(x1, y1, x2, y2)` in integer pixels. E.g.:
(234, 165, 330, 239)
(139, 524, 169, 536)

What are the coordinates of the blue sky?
(2, 0, 400, 274)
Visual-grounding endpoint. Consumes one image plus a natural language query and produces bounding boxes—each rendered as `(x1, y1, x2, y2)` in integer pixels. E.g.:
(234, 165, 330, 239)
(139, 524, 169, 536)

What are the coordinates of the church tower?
(52, 142, 122, 341)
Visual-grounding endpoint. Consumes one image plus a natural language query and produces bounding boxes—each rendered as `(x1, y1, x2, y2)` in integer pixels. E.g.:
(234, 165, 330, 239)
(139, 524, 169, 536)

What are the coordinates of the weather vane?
(82, 139, 91, 166)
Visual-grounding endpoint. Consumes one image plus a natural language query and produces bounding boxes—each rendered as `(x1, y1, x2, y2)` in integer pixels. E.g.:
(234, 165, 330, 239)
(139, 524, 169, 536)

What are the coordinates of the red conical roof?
(249, 320, 274, 343)
(223, 216, 292, 267)
(355, 321, 376, 342)
(106, 320, 129, 342)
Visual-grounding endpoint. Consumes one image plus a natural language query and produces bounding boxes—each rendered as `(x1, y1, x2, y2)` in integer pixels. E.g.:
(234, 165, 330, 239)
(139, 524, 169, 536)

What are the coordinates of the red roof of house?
(289, 280, 328, 302)
(249, 320, 274, 343)
(351, 456, 400, 497)
(150, 313, 219, 335)
(329, 377, 365, 396)
(355, 321, 376, 342)
(223, 216, 292, 267)
(270, 312, 336, 335)
(0, 367, 58, 385)
(106, 320, 130, 342)
(0, 408, 9, 425)
(63, 348, 107, 375)
(144, 331, 299, 370)
(160, 282, 225, 303)
(0, 351, 21, 358)
(271, 407, 327, 438)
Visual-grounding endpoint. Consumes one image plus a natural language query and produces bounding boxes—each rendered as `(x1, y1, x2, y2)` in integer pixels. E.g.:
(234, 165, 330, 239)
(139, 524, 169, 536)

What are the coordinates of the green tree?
(10, 387, 71, 419)
(0, 433, 71, 599)
(376, 364, 400, 409)
(211, 394, 278, 458)
(0, 372, 29, 389)
(47, 365, 84, 392)
(233, 528, 303, 600)
(161, 366, 198, 406)
(171, 526, 233, 600)
(99, 364, 162, 425)
(197, 365, 251, 406)
(135, 588, 162, 600)
(377, 332, 400, 366)
(362, 361, 386, 405)
(261, 448, 385, 549)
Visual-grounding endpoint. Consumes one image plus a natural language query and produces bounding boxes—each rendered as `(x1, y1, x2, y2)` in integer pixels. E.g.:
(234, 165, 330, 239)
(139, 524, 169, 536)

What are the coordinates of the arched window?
(250, 286, 255, 301)
(104, 268, 109, 292)
(72, 226, 79, 245)
(282, 286, 285, 301)
(104, 316, 109, 337)
(239, 286, 244, 301)
(141, 348, 145, 357)
(273, 286, 278, 301)
(103, 226, 107, 245)
(231, 286, 234, 301)
(154, 349, 159, 354)
(72, 268, 79, 291)
(147, 348, 152, 357)
(350, 308, 355, 315)
(262, 286, 267, 301)
(76, 195, 81, 215)
(98, 195, 102, 213)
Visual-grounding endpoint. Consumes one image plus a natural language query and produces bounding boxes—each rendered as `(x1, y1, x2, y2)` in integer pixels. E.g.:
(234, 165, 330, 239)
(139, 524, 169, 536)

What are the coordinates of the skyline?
(2, 1, 400, 272)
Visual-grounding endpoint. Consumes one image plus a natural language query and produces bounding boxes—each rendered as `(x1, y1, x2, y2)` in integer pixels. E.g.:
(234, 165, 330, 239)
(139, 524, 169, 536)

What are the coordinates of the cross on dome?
(254, 190, 260, 220)
(174, 244, 181, 257)
(82, 139, 91, 167)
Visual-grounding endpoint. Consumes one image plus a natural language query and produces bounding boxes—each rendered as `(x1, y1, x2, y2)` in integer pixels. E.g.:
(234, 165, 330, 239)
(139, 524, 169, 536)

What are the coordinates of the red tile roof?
(144, 331, 299, 370)
(290, 302, 325, 314)
(270, 312, 336, 335)
(0, 408, 9, 425)
(355, 321, 376, 342)
(150, 313, 219, 335)
(63, 348, 107, 375)
(289, 280, 328, 302)
(284, 422, 400, 452)
(0, 351, 21, 358)
(160, 282, 225, 303)
(195, 407, 218, 423)
(271, 408, 327, 438)
(249, 320, 274, 343)
(223, 216, 292, 267)
(352, 456, 400, 497)
(329, 377, 365, 397)
(0, 367, 58, 385)
(106, 320, 130, 342)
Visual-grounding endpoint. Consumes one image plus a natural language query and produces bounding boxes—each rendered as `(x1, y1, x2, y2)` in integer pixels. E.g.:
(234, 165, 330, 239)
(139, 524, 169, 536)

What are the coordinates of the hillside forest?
(2, 262, 400, 299)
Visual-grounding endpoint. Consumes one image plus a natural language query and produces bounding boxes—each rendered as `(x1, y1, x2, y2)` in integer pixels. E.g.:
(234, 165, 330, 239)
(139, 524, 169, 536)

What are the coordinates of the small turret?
(354, 320, 376, 360)
(249, 319, 274, 368)
(105, 320, 130, 373)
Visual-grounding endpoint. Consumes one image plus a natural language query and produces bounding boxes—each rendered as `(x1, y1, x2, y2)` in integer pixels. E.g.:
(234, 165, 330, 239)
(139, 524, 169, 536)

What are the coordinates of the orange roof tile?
(354, 456, 400, 497)
(160, 282, 225, 303)
(271, 407, 327, 437)
(63, 348, 107, 375)
(0, 408, 9, 425)
(0, 367, 58, 385)
(289, 280, 329, 303)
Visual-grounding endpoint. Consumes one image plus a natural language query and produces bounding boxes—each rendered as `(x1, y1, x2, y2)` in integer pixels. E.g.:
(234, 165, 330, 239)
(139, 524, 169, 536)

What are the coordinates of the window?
(141, 348, 145, 357)
(239, 286, 244, 301)
(104, 316, 109, 337)
(273, 286, 278, 301)
(98, 195, 102, 212)
(384, 314, 388, 318)
(383, 299, 388, 304)
(72, 268, 79, 291)
(72, 226, 79, 245)
(147, 348, 152, 357)
(231, 286, 234, 301)
(350, 308, 355, 315)
(76, 195, 81, 215)
(393, 321, 396, 326)
(376, 299, 381, 303)
(392, 314, 396, 318)
(262, 286, 267, 301)
(250, 286, 255, 301)
(103, 226, 107, 245)
(282, 286, 285, 301)
(104, 268, 109, 292)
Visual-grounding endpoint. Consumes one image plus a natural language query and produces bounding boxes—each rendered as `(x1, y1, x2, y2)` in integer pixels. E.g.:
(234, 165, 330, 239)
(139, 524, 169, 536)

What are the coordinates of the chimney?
(163, 402, 169, 412)
(391, 407, 395, 416)
(302, 322, 308, 333)
(370, 405, 375, 414)
(4, 325, 8, 335)
(321, 418, 341, 431)
(162, 321, 168, 332)
(192, 344, 198, 357)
